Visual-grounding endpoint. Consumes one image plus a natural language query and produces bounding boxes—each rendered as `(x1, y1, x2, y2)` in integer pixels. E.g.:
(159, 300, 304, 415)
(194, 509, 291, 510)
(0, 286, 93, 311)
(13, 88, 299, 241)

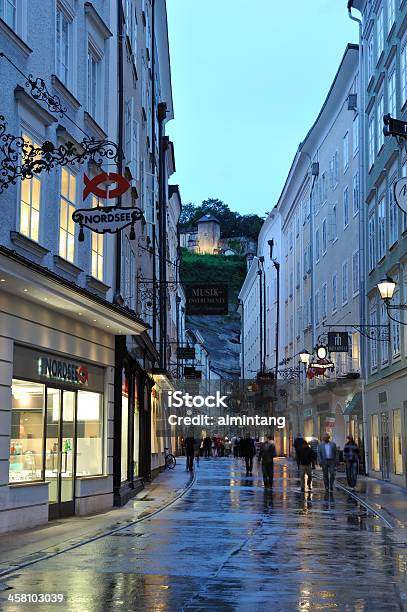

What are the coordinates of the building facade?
(349, 0, 407, 488)
(0, 0, 182, 531)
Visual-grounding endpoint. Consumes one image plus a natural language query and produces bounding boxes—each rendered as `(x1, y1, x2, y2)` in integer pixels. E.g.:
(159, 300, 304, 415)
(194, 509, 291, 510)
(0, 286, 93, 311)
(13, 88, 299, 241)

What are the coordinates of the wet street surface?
(1, 458, 407, 611)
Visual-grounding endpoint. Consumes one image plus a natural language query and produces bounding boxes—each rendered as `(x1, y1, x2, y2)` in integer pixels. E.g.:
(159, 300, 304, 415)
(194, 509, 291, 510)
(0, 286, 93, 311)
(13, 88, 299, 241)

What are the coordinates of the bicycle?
(164, 447, 176, 470)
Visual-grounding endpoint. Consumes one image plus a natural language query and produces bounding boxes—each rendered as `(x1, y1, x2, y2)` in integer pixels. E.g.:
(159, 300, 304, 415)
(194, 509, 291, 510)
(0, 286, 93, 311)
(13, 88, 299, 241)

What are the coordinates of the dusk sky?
(167, 0, 358, 216)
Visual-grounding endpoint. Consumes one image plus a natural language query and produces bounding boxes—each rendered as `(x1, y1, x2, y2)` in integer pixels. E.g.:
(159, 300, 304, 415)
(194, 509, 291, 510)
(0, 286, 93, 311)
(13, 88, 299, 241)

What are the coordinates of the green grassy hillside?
(180, 249, 246, 300)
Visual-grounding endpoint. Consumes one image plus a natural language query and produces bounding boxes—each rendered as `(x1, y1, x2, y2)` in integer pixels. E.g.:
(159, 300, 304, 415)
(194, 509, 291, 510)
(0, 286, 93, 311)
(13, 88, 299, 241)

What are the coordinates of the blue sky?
(166, 1, 358, 216)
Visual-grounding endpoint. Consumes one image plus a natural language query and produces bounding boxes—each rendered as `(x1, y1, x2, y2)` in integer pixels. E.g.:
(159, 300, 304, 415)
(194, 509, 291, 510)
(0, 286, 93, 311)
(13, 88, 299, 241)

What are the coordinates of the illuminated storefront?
(10, 346, 105, 519)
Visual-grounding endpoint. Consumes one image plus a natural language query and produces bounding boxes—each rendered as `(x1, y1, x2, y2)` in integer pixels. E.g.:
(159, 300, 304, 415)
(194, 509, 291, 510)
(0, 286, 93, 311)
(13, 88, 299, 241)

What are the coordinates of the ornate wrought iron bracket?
(323, 323, 390, 342)
(278, 367, 301, 381)
(0, 116, 118, 194)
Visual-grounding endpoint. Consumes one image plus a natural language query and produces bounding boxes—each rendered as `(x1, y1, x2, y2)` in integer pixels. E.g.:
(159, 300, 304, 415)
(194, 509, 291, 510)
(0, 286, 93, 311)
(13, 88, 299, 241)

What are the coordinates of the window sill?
(389, 240, 398, 252)
(0, 18, 32, 55)
(84, 111, 107, 140)
(53, 255, 82, 278)
(51, 74, 81, 110)
(10, 231, 49, 258)
(86, 275, 110, 295)
(9, 479, 47, 488)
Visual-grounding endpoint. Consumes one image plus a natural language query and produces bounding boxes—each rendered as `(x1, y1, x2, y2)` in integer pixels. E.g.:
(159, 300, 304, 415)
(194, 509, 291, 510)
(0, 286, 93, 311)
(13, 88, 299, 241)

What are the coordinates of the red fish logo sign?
(83, 172, 130, 200)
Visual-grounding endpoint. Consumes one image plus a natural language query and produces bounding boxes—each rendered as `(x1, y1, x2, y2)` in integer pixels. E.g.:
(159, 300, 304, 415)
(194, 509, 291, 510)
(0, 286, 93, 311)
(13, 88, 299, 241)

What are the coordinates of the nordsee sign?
(72, 205, 143, 238)
(38, 357, 89, 385)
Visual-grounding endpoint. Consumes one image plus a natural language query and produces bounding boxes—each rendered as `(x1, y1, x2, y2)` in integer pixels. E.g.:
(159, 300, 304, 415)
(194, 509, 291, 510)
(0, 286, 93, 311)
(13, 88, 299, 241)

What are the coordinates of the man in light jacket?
(317, 433, 338, 492)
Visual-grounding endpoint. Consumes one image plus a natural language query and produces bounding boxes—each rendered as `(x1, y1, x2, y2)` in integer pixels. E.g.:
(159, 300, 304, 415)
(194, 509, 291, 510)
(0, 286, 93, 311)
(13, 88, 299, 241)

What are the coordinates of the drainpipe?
(348, 1, 369, 475)
(258, 261, 263, 373)
(151, 0, 157, 348)
(113, 0, 125, 504)
(158, 103, 168, 370)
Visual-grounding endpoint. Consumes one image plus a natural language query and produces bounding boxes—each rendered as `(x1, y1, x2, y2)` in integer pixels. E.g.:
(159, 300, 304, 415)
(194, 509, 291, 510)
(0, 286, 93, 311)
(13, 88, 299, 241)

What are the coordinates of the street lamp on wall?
(299, 350, 311, 365)
(377, 275, 407, 325)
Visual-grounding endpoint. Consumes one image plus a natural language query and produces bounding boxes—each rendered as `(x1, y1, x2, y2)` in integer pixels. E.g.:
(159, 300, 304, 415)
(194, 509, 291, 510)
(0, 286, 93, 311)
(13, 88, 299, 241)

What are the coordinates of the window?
(20, 133, 41, 242)
(56, 7, 72, 87)
(377, 94, 384, 152)
(401, 42, 407, 108)
(331, 204, 338, 241)
(392, 289, 401, 357)
(124, 98, 140, 180)
(371, 414, 380, 470)
(388, 68, 396, 117)
(59, 168, 76, 263)
(370, 307, 378, 370)
(121, 371, 129, 482)
(0, 0, 16, 30)
(368, 213, 376, 271)
(315, 228, 320, 262)
(315, 290, 319, 325)
(343, 132, 349, 171)
(368, 111, 375, 169)
(367, 34, 374, 81)
(332, 273, 337, 312)
(334, 151, 339, 186)
(352, 250, 359, 295)
(389, 179, 398, 246)
(352, 115, 359, 156)
(342, 261, 348, 305)
(76, 391, 103, 476)
(380, 303, 389, 364)
(343, 187, 349, 228)
(87, 44, 101, 121)
(376, 5, 384, 61)
(91, 196, 104, 281)
(353, 171, 360, 215)
(122, 235, 135, 309)
(322, 283, 327, 320)
(322, 218, 327, 254)
(378, 197, 386, 260)
(296, 214, 300, 237)
(322, 171, 327, 203)
(10, 380, 44, 483)
(125, 0, 137, 55)
(392, 409, 403, 475)
(388, 0, 395, 32)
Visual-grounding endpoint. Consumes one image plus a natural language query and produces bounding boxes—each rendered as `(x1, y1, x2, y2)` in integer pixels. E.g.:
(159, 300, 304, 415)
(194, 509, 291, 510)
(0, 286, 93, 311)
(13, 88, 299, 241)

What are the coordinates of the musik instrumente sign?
(185, 283, 228, 315)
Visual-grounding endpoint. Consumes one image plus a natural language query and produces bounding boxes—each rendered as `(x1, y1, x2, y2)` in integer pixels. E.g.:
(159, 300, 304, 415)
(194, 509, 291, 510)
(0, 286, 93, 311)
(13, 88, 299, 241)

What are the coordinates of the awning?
(343, 392, 362, 416)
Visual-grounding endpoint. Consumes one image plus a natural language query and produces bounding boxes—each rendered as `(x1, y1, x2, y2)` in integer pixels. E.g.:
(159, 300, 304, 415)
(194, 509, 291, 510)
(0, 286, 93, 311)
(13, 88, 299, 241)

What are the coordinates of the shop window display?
(77, 391, 103, 476)
(121, 372, 129, 482)
(392, 409, 403, 475)
(10, 380, 45, 483)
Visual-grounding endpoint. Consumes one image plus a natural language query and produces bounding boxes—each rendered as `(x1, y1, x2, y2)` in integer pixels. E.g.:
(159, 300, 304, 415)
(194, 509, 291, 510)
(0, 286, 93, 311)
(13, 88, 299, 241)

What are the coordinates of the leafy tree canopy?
(179, 198, 263, 241)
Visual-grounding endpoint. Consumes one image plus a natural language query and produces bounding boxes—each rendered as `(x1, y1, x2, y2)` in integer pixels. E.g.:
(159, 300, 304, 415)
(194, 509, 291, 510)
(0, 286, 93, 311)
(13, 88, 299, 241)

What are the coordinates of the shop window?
(392, 409, 403, 475)
(10, 380, 45, 483)
(121, 372, 129, 482)
(371, 414, 380, 471)
(77, 391, 103, 476)
(20, 133, 41, 242)
(59, 168, 76, 263)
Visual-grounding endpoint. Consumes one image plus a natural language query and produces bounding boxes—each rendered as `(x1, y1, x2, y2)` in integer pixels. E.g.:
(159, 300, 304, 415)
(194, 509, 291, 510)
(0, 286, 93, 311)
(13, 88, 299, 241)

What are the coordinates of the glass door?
(46, 388, 76, 519)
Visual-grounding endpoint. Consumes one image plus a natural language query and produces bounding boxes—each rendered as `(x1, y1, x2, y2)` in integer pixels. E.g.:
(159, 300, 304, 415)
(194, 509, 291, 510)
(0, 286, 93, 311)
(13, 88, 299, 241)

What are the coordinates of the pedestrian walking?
(309, 434, 319, 469)
(343, 435, 359, 488)
(258, 436, 277, 489)
(241, 434, 256, 475)
(293, 433, 305, 469)
(317, 433, 338, 492)
(203, 435, 212, 457)
(297, 440, 313, 492)
(185, 435, 196, 472)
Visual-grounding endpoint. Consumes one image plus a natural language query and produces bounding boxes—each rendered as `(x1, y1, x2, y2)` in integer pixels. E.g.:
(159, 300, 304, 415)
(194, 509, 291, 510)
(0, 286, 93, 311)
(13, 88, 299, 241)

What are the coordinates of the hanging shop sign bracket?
(322, 323, 390, 342)
(72, 205, 143, 241)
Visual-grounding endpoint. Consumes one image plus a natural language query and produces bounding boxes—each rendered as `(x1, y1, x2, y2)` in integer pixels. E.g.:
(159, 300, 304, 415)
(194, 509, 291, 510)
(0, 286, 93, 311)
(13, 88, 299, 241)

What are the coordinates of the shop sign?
(185, 283, 228, 315)
(327, 332, 349, 353)
(38, 357, 89, 386)
(325, 415, 336, 428)
(184, 366, 202, 380)
(177, 347, 196, 360)
(72, 205, 143, 235)
(83, 172, 130, 200)
(394, 177, 407, 214)
(303, 408, 312, 418)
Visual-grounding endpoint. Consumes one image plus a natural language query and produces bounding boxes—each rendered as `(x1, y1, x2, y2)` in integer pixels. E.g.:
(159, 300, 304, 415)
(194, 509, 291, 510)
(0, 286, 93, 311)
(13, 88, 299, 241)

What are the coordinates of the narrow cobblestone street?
(1, 458, 406, 611)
